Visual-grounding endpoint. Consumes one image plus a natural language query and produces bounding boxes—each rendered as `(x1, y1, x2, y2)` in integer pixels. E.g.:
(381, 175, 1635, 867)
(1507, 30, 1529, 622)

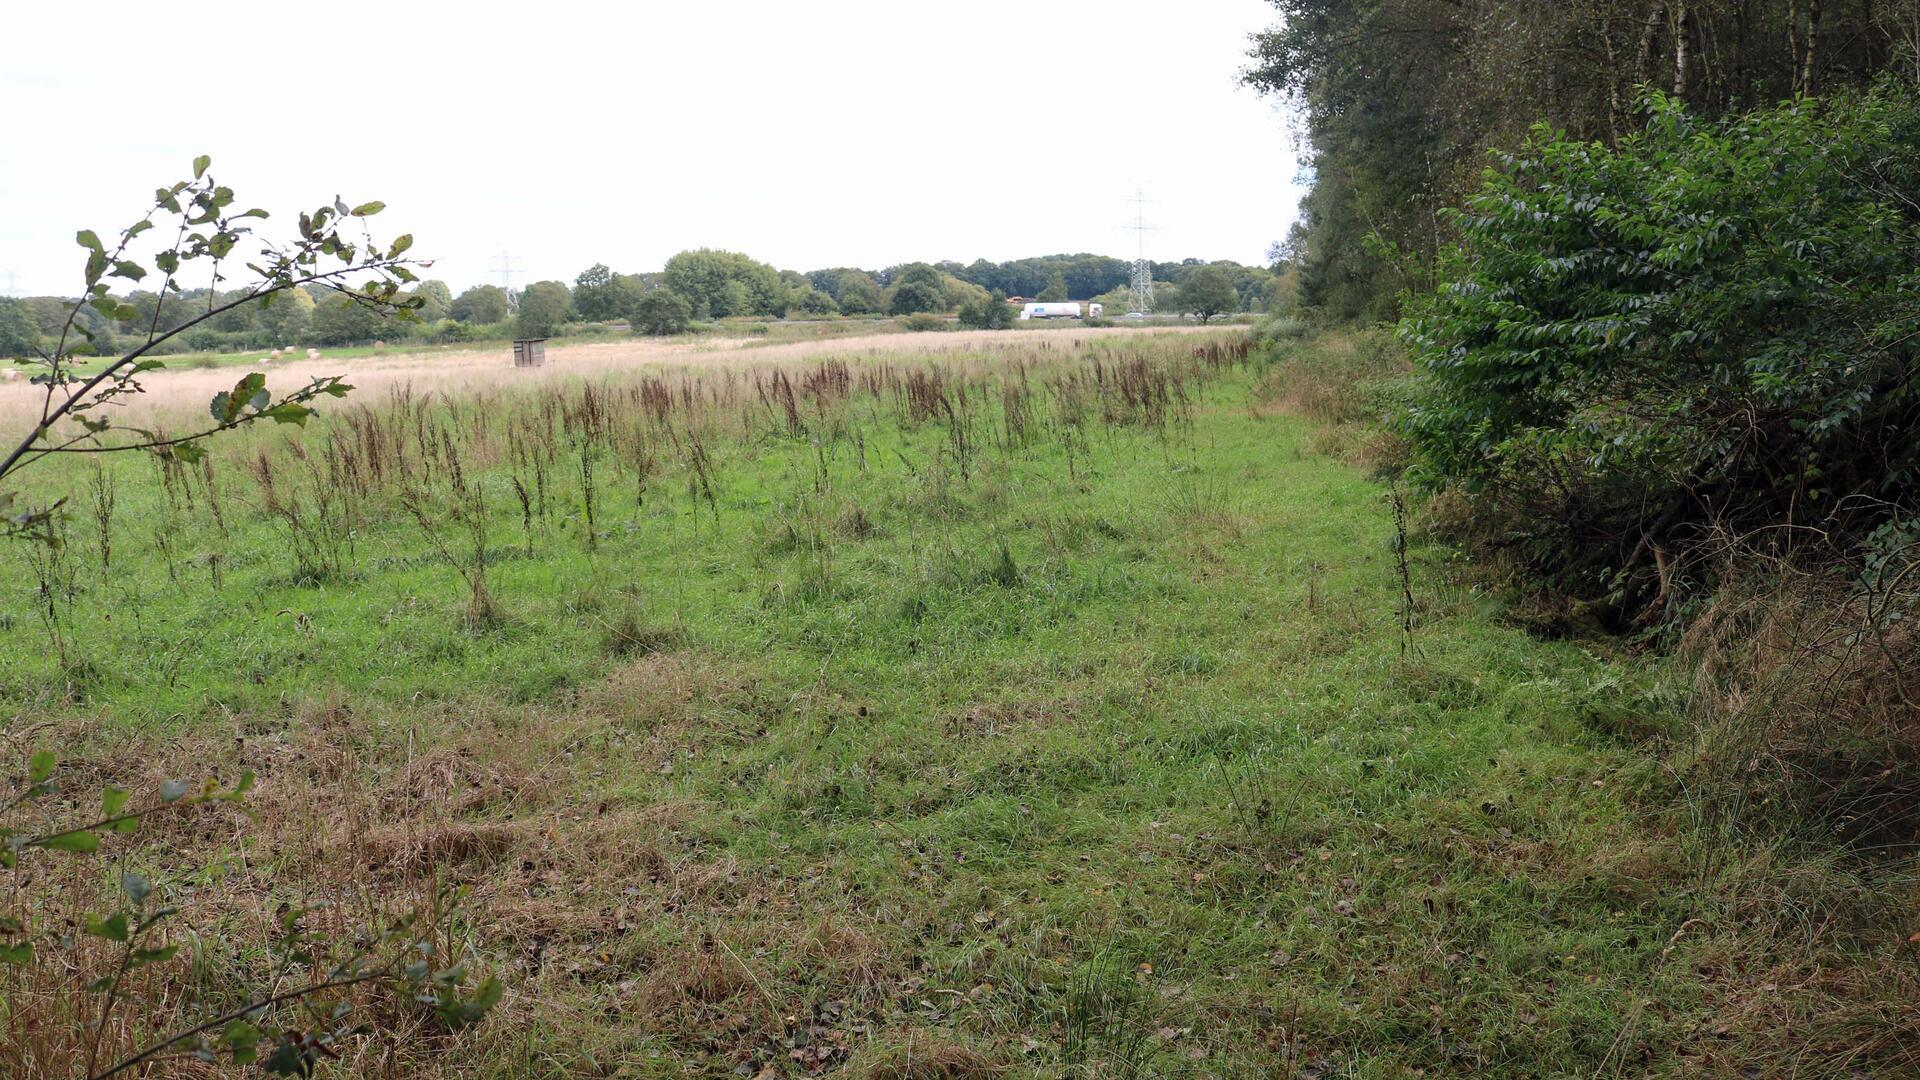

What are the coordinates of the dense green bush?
(956, 290, 1015, 330)
(1400, 85, 1920, 617)
(629, 289, 693, 336)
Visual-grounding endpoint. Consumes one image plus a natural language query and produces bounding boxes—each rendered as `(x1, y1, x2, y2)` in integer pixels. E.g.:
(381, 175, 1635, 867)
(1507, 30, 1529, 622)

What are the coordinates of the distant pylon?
(493, 251, 523, 311)
(1123, 190, 1156, 314)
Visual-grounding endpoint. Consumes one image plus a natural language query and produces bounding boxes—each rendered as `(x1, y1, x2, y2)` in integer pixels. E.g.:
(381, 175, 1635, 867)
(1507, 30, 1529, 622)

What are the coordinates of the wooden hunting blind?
(512, 338, 547, 367)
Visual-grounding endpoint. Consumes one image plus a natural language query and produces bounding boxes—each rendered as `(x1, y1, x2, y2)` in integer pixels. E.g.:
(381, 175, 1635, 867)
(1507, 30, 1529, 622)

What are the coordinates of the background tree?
(571, 263, 623, 321)
(413, 279, 453, 322)
(450, 284, 509, 324)
(1181, 264, 1240, 323)
(606, 273, 650, 321)
(205, 289, 259, 335)
(0, 298, 41, 358)
(956, 290, 1016, 330)
(629, 289, 693, 335)
(825, 269, 882, 314)
(790, 286, 839, 316)
(254, 285, 315, 343)
(311, 293, 394, 345)
(887, 263, 949, 315)
(516, 280, 572, 338)
(22, 297, 73, 337)
(662, 249, 788, 318)
(1036, 271, 1069, 302)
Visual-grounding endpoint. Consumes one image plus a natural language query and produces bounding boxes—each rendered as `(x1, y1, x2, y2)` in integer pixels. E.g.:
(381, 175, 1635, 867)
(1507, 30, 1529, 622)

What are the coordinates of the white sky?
(0, 1, 1305, 297)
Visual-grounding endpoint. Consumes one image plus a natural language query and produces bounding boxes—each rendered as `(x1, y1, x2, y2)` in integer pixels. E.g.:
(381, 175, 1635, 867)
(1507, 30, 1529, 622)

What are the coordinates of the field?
(1, 328, 1907, 1077)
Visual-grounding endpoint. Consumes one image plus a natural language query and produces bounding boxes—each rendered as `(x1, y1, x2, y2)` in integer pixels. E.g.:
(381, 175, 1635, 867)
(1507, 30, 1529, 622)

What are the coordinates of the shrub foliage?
(1400, 86, 1920, 620)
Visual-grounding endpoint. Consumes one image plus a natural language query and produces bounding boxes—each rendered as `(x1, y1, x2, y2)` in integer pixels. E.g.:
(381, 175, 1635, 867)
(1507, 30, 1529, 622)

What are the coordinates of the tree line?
(0, 250, 1278, 356)
(1247, 0, 1920, 322)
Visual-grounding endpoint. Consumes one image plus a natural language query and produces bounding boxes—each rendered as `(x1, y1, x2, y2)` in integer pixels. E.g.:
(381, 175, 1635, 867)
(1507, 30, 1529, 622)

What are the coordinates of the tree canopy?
(663, 249, 787, 318)
(450, 284, 509, 324)
(516, 281, 572, 338)
(1180, 265, 1239, 323)
(1246, 0, 1920, 323)
(887, 263, 949, 315)
(629, 290, 693, 336)
(571, 263, 625, 321)
(0, 298, 39, 359)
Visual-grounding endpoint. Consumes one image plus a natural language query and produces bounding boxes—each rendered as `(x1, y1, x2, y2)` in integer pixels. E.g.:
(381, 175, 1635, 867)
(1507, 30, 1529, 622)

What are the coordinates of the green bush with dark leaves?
(1400, 84, 1920, 620)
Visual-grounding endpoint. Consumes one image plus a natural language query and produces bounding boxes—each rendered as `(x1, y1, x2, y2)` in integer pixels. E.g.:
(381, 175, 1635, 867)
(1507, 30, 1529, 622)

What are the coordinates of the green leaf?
(161, 443, 207, 466)
(84, 911, 130, 942)
(160, 779, 189, 803)
(102, 786, 131, 818)
(438, 974, 504, 1026)
(223, 1020, 262, 1058)
(387, 234, 413, 259)
(261, 1041, 308, 1076)
(28, 750, 55, 784)
(76, 230, 103, 252)
(131, 944, 179, 968)
(0, 942, 31, 964)
(192, 154, 211, 179)
(110, 260, 147, 282)
(262, 403, 314, 426)
(36, 830, 100, 853)
(121, 871, 152, 905)
(350, 200, 386, 217)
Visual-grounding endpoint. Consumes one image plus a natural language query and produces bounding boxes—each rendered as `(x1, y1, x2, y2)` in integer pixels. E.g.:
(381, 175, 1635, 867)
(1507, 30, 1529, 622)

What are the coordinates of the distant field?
(0, 324, 1238, 432)
(5, 326, 1873, 1078)
(30, 312, 1223, 378)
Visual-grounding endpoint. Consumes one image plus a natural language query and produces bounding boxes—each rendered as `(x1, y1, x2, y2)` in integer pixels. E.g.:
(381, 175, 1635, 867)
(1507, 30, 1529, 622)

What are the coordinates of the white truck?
(1020, 302, 1103, 320)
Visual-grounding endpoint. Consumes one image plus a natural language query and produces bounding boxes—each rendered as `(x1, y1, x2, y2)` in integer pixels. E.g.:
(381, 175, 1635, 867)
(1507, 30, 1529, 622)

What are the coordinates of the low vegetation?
(1, 309, 1912, 1074)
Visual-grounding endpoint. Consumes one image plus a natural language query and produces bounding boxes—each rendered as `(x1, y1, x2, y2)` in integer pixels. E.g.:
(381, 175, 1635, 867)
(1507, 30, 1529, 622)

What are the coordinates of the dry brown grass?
(856, 1036, 1004, 1080)
(0, 325, 1235, 434)
(0, 645, 839, 1077)
(1680, 551, 1920, 848)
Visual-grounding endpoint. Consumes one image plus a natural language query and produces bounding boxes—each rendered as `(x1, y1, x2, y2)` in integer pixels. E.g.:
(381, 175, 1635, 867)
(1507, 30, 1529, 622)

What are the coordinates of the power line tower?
(493, 251, 523, 312)
(1122, 190, 1156, 314)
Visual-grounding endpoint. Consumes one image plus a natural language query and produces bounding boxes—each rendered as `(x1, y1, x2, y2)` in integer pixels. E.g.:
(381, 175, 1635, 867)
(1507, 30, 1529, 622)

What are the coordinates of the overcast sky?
(1, 1, 1304, 297)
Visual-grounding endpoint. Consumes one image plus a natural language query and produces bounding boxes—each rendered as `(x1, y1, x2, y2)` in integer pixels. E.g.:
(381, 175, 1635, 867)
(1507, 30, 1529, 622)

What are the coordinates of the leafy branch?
(0, 155, 425, 537)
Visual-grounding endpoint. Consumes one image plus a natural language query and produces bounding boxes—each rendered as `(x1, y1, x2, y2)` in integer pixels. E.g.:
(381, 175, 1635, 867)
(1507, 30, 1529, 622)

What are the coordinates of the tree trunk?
(1637, 2, 1669, 87)
(1800, 0, 1823, 94)
(1673, 2, 1692, 98)
(1605, 29, 1623, 140)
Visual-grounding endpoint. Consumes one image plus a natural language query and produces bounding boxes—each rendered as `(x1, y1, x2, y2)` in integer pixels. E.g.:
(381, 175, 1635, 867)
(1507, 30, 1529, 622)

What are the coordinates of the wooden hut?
(512, 338, 547, 368)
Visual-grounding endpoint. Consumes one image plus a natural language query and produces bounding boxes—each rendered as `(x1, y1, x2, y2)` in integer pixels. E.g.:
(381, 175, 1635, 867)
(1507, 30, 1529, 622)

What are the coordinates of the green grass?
(0, 331, 1898, 1077)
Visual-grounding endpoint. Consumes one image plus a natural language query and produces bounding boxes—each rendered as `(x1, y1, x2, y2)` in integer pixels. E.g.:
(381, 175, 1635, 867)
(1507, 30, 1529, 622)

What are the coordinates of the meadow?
(1, 327, 1908, 1077)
